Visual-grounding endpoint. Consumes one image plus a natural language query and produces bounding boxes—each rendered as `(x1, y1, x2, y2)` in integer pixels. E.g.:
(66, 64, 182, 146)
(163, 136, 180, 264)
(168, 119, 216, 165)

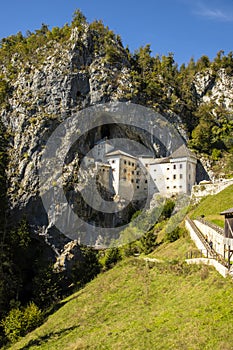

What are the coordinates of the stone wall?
(191, 179, 233, 200)
(186, 258, 229, 278)
(194, 220, 233, 261)
(185, 219, 208, 254)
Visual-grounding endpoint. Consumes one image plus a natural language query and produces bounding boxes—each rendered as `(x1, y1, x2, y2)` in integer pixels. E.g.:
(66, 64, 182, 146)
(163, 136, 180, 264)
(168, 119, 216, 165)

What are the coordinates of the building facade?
(83, 139, 197, 200)
(106, 150, 151, 200)
(139, 145, 197, 196)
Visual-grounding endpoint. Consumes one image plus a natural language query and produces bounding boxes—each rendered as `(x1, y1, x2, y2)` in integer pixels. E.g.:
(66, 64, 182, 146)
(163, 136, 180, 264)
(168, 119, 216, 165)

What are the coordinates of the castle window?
(136, 171, 140, 176)
(173, 164, 176, 170)
(167, 168, 170, 171)
(128, 161, 131, 166)
(131, 179, 134, 183)
(167, 186, 169, 189)
(132, 171, 134, 175)
(137, 186, 140, 189)
(112, 160, 115, 164)
(173, 174, 176, 179)
(180, 164, 183, 169)
(123, 169, 127, 173)
(166, 177, 169, 180)
(180, 174, 183, 179)
(173, 186, 176, 189)
(179, 185, 182, 188)
(145, 179, 148, 183)
(136, 179, 140, 184)
(102, 168, 105, 172)
(124, 160, 127, 164)
(132, 163, 135, 167)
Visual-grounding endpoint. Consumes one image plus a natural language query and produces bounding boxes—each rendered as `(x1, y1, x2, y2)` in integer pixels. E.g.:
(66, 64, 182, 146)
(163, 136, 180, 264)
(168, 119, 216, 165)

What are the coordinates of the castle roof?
(105, 150, 137, 160)
(170, 145, 197, 159)
(150, 157, 170, 165)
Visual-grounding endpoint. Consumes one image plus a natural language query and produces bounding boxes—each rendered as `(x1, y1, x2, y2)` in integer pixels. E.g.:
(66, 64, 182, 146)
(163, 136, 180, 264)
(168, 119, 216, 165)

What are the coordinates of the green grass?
(8, 258, 233, 350)
(190, 184, 233, 226)
(149, 235, 196, 260)
(7, 185, 233, 350)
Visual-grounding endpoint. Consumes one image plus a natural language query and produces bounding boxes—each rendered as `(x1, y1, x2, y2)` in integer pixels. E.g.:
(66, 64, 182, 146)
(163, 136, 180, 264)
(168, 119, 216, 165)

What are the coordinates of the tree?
(104, 247, 122, 270)
(71, 10, 87, 29)
(141, 230, 157, 254)
(2, 302, 42, 343)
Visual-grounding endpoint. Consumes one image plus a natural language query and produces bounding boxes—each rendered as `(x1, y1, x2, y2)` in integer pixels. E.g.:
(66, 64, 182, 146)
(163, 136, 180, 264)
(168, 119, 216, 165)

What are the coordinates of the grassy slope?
(190, 184, 233, 227)
(9, 185, 233, 350)
(9, 259, 233, 350)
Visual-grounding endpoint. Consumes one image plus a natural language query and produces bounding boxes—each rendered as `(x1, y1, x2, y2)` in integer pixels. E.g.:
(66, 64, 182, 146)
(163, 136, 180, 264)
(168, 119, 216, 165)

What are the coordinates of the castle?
(83, 140, 197, 200)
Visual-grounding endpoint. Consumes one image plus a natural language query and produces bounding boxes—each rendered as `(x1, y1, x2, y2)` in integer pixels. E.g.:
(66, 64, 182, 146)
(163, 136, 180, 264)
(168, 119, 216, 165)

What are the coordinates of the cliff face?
(1, 26, 132, 218)
(0, 24, 150, 253)
(0, 20, 233, 252)
(193, 68, 233, 109)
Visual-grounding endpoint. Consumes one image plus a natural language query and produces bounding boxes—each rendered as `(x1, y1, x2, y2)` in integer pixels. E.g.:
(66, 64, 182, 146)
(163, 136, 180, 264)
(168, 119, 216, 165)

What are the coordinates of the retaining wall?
(186, 258, 229, 278)
(185, 219, 208, 255)
(194, 220, 233, 261)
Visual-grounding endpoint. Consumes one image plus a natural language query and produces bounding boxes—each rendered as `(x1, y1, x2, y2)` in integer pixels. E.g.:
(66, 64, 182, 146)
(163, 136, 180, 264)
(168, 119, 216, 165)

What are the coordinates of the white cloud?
(194, 2, 233, 22)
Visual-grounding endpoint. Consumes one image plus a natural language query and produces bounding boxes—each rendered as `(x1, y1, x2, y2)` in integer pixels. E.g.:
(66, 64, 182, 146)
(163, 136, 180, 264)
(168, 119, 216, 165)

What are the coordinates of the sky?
(0, 0, 233, 66)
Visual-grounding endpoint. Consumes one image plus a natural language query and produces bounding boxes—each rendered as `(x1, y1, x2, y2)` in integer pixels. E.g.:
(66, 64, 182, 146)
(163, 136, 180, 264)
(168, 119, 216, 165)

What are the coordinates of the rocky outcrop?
(193, 68, 233, 109)
(53, 240, 83, 273)
(1, 20, 233, 259)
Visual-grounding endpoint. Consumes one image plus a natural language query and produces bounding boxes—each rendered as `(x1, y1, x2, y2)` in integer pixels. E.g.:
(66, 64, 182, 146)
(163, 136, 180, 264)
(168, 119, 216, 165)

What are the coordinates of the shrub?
(140, 230, 157, 254)
(160, 199, 175, 221)
(1, 308, 23, 343)
(23, 302, 43, 333)
(104, 247, 122, 270)
(2, 302, 43, 343)
(165, 227, 180, 243)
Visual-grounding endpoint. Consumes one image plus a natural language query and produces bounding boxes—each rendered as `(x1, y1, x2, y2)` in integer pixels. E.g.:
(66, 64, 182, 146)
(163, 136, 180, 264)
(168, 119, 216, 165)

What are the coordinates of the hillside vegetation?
(0, 9, 233, 348)
(8, 258, 233, 350)
(7, 185, 233, 350)
(190, 184, 233, 227)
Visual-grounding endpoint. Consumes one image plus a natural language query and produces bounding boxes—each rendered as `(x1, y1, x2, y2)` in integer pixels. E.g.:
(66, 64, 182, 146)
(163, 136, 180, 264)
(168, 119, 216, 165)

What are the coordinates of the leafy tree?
(1, 302, 42, 343)
(196, 55, 210, 70)
(160, 198, 175, 221)
(32, 265, 63, 309)
(165, 227, 180, 243)
(104, 247, 122, 270)
(141, 230, 157, 254)
(71, 9, 87, 29)
(0, 78, 9, 106)
(74, 246, 101, 285)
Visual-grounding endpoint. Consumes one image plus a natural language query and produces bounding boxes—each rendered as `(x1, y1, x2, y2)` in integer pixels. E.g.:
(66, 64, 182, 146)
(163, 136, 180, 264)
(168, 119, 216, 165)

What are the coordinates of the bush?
(140, 230, 157, 254)
(23, 302, 43, 333)
(104, 247, 122, 270)
(165, 227, 180, 243)
(2, 302, 43, 343)
(1, 308, 23, 343)
(160, 199, 175, 221)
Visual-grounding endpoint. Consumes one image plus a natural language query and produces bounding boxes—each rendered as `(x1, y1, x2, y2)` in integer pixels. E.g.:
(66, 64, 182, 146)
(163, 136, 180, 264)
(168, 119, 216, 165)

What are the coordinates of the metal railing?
(196, 217, 224, 236)
(186, 217, 229, 269)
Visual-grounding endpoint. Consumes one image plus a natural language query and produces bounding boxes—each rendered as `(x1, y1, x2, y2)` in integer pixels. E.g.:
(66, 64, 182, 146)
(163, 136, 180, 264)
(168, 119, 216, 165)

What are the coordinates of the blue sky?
(0, 0, 233, 65)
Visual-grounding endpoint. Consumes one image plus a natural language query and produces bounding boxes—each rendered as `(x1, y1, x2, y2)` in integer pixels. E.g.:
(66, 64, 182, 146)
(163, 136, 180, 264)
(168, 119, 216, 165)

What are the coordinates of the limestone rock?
(53, 240, 83, 273)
